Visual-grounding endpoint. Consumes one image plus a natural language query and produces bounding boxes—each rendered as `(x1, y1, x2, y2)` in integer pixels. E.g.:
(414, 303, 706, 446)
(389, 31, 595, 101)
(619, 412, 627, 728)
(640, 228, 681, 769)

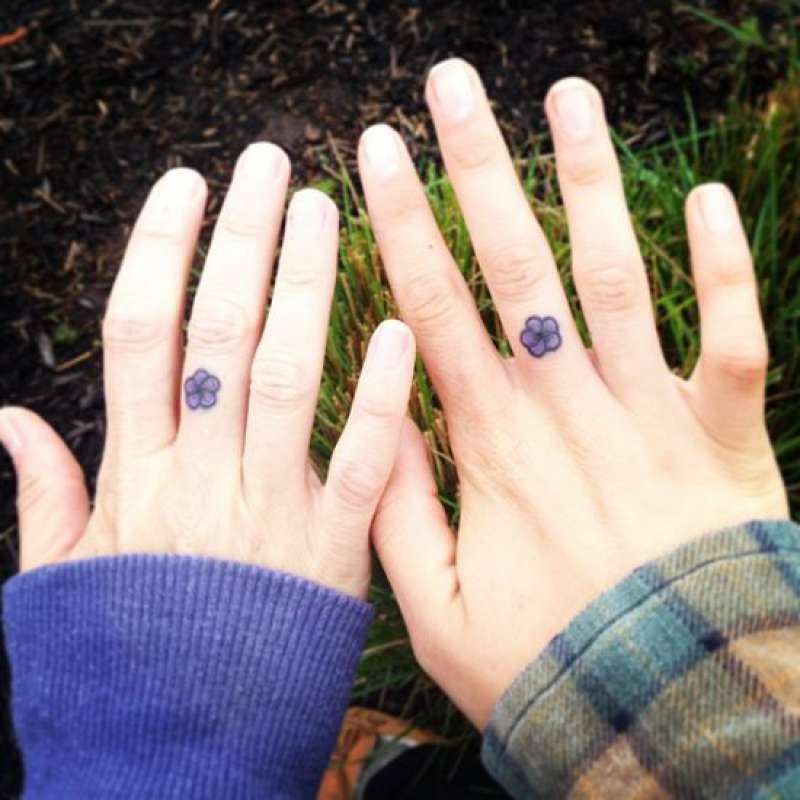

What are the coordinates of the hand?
(0, 144, 415, 599)
(358, 60, 789, 728)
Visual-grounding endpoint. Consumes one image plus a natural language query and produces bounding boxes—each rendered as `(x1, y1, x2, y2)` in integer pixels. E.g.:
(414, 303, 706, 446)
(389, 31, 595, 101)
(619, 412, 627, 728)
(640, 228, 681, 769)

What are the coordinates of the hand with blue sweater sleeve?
(358, 59, 794, 795)
(0, 146, 416, 798)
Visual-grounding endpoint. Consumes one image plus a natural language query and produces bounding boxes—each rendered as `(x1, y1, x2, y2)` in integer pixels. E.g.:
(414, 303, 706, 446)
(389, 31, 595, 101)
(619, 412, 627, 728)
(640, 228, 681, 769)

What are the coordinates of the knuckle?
(216, 210, 265, 241)
(346, 406, 401, 451)
(580, 260, 641, 314)
(353, 392, 402, 428)
(559, 148, 617, 187)
(16, 471, 49, 515)
(249, 351, 313, 413)
(712, 342, 769, 385)
(447, 130, 499, 172)
(135, 228, 182, 248)
(328, 456, 384, 510)
(481, 241, 546, 301)
(134, 218, 186, 245)
(103, 304, 170, 350)
(379, 191, 426, 227)
(704, 256, 754, 288)
(402, 270, 460, 328)
(354, 405, 399, 434)
(187, 296, 253, 353)
(277, 263, 323, 291)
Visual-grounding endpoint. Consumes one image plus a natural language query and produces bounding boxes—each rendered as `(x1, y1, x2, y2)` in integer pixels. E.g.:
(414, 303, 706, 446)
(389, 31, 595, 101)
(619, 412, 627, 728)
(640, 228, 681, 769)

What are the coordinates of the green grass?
(306, 65, 800, 781)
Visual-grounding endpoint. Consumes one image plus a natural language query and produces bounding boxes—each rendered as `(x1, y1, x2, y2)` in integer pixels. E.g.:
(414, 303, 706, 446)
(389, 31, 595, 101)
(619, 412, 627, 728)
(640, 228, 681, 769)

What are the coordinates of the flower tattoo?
(184, 368, 221, 410)
(520, 315, 562, 358)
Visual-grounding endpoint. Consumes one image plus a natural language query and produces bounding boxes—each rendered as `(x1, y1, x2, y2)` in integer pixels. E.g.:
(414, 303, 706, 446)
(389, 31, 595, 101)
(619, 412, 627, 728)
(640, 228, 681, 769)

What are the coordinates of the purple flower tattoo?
(520, 315, 562, 358)
(184, 368, 221, 410)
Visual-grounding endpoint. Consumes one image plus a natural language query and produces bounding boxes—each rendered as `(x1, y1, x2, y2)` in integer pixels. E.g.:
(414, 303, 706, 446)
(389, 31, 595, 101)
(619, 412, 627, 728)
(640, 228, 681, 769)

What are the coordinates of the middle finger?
(176, 142, 290, 466)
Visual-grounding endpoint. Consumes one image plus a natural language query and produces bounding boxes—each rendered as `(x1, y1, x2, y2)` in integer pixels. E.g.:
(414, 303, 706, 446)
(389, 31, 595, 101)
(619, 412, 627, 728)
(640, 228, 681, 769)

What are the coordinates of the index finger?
(358, 123, 508, 420)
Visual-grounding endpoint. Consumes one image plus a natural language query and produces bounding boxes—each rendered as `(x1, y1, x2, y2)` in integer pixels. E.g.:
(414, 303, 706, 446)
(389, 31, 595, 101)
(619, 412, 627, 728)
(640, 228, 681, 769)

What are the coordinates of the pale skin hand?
(358, 60, 789, 729)
(0, 144, 416, 599)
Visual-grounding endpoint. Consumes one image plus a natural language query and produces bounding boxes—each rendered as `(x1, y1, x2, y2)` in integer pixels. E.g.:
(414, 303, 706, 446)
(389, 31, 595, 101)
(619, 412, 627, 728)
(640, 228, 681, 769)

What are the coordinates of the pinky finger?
(686, 183, 768, 442)
(318, 321, 416, 596)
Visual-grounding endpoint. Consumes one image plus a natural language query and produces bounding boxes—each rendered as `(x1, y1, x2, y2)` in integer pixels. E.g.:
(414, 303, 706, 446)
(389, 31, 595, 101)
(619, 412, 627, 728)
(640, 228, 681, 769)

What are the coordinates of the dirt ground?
(0, 1, 792, 794)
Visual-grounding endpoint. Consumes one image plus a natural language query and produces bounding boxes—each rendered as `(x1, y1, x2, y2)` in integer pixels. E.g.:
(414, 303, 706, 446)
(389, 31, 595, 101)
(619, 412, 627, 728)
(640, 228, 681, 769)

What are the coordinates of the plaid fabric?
(482, 520, 800, 799)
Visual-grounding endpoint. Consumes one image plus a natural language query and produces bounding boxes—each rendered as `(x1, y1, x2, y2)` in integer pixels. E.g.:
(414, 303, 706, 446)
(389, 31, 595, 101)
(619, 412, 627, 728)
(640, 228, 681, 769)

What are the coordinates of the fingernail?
(697, 184, 737, 234)
(143, 169, 203, 234)
(430, 59, 474, 121)
(159, 167, 204, 204)
(0, 410, 23, 458)
(240, 141, 287, 179)
(362, 125, 401, 179)
(368, 320, 410, 368)
(552, 82, 594, 141)
(287, 189, 329, 236)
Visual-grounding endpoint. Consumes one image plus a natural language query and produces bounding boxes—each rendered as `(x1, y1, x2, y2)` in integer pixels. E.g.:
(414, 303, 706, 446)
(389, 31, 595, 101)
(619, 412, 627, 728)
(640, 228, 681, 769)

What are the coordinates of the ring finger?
(242, 188, 339, 501)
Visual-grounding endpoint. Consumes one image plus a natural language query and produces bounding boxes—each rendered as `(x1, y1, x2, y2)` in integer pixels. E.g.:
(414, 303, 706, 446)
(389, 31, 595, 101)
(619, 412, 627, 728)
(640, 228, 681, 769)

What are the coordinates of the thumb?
(372, 418, 458, 635)
(0, 407, 90, 572)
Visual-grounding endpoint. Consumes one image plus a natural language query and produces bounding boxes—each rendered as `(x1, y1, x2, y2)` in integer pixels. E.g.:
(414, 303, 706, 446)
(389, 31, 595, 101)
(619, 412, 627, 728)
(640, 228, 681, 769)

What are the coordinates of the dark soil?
(0, 1, 793, 795)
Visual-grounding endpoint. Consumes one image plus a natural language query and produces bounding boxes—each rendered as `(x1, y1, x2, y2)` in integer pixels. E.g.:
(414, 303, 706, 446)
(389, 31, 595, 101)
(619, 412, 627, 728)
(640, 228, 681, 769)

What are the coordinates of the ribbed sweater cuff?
(2, 554, 374, 799)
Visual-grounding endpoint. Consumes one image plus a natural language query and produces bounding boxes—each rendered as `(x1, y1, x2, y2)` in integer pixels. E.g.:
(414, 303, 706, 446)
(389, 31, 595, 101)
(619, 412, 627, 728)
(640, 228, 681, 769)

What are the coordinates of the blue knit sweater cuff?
(2, 554, 374, 799)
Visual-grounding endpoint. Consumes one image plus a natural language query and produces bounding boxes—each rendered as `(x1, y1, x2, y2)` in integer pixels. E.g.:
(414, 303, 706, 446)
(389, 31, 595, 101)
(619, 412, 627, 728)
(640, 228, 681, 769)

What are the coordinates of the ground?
(0, 1, 793, 796)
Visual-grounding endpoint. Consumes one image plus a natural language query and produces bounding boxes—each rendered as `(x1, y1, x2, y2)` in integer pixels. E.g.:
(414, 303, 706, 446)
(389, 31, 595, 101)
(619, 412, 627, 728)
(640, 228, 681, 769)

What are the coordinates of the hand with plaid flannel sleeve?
(483, 519, 800, 797)
(359, 61, 797, 796)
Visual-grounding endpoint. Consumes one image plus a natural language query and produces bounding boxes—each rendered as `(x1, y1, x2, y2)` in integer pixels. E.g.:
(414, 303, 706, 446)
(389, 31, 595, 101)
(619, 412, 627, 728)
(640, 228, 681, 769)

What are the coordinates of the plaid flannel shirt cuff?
(482, 519, 800, 799)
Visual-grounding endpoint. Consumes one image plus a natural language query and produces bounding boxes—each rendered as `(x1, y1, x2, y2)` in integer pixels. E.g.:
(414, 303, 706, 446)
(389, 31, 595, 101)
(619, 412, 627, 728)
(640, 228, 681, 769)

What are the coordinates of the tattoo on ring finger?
(520, 315, 562, 358)
(184, 368, 221, 410)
